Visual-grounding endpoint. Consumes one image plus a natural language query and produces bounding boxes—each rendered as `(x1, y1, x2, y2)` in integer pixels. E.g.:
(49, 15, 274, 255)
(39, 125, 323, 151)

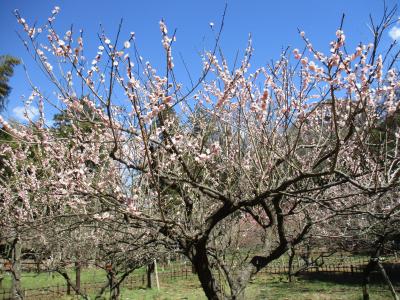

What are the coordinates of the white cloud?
(12, 106, 39, 121)
(389, 26, 400, 41)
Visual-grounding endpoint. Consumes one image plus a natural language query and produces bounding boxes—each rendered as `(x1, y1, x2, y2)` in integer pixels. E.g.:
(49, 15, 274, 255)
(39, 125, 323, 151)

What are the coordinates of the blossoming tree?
(2, 6, 399, 299)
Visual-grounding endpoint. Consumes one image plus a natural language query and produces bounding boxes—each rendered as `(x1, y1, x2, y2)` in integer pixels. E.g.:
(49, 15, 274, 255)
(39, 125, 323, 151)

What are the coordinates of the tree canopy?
(0, 55, 20, 112)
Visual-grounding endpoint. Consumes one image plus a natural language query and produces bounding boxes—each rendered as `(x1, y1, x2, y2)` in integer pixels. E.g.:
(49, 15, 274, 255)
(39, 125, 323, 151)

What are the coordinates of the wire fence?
(1, 254, 399, 300)
(0, 266, 196, 300)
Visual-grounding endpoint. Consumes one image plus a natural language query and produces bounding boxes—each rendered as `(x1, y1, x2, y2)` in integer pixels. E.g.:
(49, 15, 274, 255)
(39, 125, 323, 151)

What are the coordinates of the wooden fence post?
(154, 259, 160, 291)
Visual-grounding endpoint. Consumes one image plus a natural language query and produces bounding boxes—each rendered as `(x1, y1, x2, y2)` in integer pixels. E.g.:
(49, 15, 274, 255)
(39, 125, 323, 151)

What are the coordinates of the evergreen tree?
(0, 55, 20, 112)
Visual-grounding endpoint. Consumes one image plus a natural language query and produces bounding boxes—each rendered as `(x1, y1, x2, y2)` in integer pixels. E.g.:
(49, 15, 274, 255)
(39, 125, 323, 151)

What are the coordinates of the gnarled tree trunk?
(190, 240, 226, 300)
(11, 237, 23, 300)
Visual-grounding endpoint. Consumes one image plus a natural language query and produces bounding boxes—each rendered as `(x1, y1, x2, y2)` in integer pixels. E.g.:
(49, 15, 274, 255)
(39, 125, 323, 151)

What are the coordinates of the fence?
(0, 266, 196, 300)
(1, 255, 399, 299)
(261, 261, 367, 275)
(260, 252, 374, 275)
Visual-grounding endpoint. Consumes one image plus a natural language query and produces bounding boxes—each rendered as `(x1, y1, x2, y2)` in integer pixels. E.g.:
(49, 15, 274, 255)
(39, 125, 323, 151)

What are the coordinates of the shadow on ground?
(298, 262, 400, 286)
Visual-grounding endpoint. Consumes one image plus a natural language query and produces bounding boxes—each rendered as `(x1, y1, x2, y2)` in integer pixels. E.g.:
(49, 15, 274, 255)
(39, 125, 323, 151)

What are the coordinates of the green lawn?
(1, 266, 397, 300)
(53, 275, 395, 300)
(246, 276, 393, 300)
(0, 268, 107, 290)
(0, 261, 188, 291)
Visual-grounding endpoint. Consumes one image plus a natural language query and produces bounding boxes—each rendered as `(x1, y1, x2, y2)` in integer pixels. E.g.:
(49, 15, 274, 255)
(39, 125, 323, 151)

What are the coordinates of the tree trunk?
(58, 268, 88, 300)
(362, 259, 376, 300)
(95, 281, 110, 300)
(363, 240, 385, 300)
(11, 237, 23, 300)
(110, 280, 119, 300)
(109, 271, 114, 299)
(147, 262, 154, 288)
(167, 253, 171, 266)
(66, 281, 71, 295)
(191, 263, 197, 274)
(287, 246, 295, 283)
(191, 242, 226, 300)
(230, 286, 246, 300)
(107, 269, 135, 300)
(75, 261, 81, 295)
(114, 286, 120, 300)
(377, 261, 399, 300)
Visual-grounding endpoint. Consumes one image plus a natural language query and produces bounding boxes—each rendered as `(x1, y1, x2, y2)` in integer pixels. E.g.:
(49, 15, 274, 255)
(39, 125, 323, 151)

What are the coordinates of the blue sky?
(0, 0, 399, 122)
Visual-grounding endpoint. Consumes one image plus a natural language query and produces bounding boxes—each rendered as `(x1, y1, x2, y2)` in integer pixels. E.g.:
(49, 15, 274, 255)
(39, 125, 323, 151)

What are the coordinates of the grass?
(120, 278, 205, 300)
(53, 274, 396, 300)
(0, 260, 189, 291)
(1, 262, 398, 299)
(0, 268, 108, 290)
(245, 275, 394, 300)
